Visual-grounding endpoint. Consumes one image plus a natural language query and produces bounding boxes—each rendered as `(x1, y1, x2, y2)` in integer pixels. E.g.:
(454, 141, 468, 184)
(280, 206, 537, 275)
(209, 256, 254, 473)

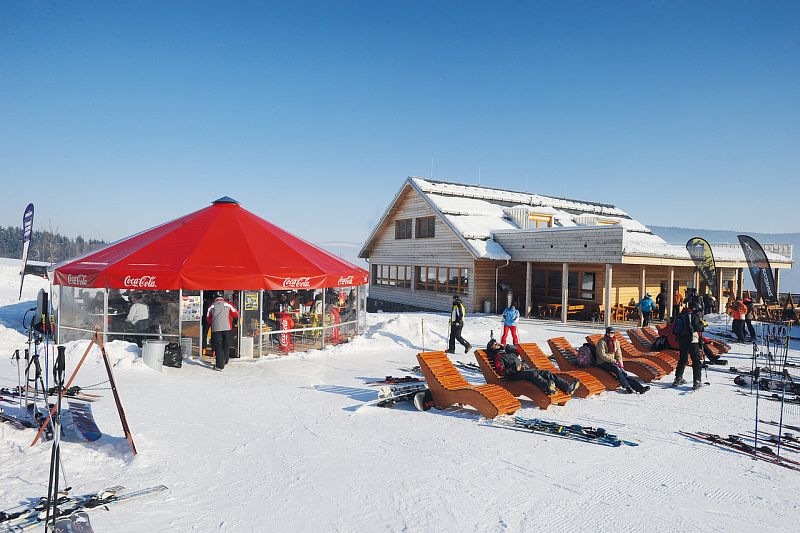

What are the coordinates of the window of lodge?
(395, 219, 412, 239)
(417, 266, 468, 294)
(415, 216, 435, 238)
(531, 268, 596, 300)
(372, 264, 412, 287)
(528, 214, 553, 228)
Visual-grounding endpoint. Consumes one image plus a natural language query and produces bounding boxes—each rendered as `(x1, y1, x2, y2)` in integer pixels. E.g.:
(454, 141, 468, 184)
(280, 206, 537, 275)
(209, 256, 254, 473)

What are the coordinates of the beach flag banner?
(18, 203, 34, 300)
(737, 235, 778, 305)
(686, 237, 718, 297)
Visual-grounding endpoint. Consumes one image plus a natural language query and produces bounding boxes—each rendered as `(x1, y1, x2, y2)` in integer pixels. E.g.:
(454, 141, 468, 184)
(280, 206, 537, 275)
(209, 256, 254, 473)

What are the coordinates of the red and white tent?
(51, 197, 368, 291)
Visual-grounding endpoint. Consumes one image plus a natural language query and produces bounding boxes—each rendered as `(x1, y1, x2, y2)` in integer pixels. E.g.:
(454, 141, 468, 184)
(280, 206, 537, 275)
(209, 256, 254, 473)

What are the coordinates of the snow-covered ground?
(1, 257, 800, 532)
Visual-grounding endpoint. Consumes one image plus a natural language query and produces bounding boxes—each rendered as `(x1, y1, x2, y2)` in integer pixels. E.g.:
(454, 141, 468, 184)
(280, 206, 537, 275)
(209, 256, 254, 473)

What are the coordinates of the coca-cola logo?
(283, 277, 311, 288)
(124, 275, 157, 289)
(337, 276, 354, 286)
(67, 274, 89, 286)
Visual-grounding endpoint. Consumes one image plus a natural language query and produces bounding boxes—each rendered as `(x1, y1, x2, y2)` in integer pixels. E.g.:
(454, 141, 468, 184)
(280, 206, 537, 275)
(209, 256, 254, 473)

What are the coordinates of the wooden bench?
(473, 349, 571, 410)
(585, 334, 665, 382)
(516, 343, 606, 397)
(546, 337, 620, 391)
(609, 332, 676, 373)
(416, 351, 521, 419)
(567, 305, 586, 318)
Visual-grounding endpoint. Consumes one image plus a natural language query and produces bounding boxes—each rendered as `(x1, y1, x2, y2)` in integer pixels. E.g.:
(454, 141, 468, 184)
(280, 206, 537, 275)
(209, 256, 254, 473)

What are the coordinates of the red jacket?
(658, 324, 679, 350)
(731, 302, 746, 321)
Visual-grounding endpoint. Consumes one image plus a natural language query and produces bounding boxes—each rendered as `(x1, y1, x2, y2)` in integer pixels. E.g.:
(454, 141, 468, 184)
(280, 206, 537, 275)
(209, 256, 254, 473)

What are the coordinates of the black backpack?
(673, 314, 692, 339)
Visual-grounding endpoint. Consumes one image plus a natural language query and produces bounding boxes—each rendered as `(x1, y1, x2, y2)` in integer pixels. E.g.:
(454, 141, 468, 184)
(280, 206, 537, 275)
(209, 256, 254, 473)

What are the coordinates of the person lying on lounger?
(486, 339, 579, 396)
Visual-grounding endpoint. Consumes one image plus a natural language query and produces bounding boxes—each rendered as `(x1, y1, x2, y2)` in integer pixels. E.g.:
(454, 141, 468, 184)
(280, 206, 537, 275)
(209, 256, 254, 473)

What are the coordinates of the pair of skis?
(498, 416, 639, 447)
(0, 485, 168, 531)
(679, 431, 800, 472)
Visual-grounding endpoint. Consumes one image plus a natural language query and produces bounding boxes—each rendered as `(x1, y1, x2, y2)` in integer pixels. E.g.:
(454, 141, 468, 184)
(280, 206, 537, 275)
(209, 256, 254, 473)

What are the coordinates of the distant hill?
(649, 226, 799, 293)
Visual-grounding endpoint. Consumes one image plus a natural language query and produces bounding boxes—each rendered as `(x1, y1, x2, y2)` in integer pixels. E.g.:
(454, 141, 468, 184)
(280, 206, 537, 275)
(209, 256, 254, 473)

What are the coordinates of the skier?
(673, 288, 684, 318)
(500, 301, 520, 345)
(486, 339, 579, 396)
(685, 288, 704, 315)
(636, 293, 657, 327)
(672, 302, 704, 389)
(447, 295, 471, 354)
(206, 292, 239, 371)
(595, 327, 650, 394)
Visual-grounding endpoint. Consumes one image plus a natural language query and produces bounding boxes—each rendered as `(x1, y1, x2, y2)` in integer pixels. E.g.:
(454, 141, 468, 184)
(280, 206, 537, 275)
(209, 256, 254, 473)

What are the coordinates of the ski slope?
(1, 257, 799, 532)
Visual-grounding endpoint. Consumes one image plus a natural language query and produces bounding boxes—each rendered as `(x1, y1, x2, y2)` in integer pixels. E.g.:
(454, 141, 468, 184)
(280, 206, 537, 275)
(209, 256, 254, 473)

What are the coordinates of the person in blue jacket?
(637, 293, 657, 327)
(501, 301, 520, 345)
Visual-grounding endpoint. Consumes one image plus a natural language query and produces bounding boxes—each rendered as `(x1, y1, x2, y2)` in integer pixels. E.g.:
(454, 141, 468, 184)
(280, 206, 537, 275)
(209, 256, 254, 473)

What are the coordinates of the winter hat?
(646, 293, 652, 297)
(605, 326, 615, 335)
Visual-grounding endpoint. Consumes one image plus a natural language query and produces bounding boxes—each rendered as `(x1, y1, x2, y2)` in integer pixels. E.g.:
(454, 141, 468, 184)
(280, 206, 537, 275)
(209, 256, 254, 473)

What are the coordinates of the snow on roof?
(413, 177, 629, 217)
(409, 177, 792, 264)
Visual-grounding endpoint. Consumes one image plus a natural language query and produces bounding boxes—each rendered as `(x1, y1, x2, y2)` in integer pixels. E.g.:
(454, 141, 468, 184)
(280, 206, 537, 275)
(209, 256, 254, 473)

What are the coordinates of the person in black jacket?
(447, 295, 471, 354)
(672, 302, 705, 389)
(655, 289, 667, 321)
(486, 339, 579, 395)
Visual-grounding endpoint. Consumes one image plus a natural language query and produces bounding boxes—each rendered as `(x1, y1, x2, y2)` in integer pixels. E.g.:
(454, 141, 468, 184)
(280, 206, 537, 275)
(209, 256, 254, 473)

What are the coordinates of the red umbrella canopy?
(52, 197, 368, 290)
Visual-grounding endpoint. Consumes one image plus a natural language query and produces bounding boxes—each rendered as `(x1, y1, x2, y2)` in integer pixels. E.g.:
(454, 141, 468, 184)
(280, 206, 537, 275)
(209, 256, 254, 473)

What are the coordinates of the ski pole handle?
(54, 346, 66, 385)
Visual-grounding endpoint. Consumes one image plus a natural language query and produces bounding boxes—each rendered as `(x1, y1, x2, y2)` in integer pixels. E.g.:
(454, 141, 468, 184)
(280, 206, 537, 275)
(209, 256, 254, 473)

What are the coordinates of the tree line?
(0, 225, 106, 263)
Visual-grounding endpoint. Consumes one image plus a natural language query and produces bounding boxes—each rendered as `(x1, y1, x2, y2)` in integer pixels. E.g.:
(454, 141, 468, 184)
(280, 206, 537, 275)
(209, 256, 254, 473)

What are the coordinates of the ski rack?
(751, 321, 793, 459)
(30, 329, 137, 455)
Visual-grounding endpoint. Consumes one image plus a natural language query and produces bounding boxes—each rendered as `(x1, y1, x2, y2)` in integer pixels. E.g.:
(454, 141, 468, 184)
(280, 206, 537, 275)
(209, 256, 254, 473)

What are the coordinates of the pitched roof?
(361, 177, 792, 265)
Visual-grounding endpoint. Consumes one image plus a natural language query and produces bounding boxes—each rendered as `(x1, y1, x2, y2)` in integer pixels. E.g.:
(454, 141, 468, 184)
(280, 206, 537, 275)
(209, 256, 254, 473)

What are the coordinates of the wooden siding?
(366, 187, 474, 267)
(597, 265, 695, 308)
(368, 283, 473, 312)
(492, 226, 624, 263)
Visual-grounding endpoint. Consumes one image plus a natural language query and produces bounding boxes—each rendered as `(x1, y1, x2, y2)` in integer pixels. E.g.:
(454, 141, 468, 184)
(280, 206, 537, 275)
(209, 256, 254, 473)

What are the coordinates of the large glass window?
(415, 216, 436, 238)
(395, 219, 412, 239)
(372, 264, 412, 288)
(416, 266, 468, 294)
(532, 268, 596, 301)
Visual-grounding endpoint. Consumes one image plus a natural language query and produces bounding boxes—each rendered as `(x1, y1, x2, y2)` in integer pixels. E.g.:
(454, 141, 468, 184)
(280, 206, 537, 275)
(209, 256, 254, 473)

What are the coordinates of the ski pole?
(13, 350, 21, 410)
(421, 319, 424, 352)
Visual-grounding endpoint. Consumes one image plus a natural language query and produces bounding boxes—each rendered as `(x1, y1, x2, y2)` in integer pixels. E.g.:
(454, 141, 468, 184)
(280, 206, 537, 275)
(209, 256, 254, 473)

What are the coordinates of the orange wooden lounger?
(585, 334, 664, 381)
(610, 332, 677, 373)
(516, 342, 605, 397)
(642, 326, 659, 342)
(416, 351, 521, 419)
(546, 338, 620, 391)
(473, 349, 571, 409)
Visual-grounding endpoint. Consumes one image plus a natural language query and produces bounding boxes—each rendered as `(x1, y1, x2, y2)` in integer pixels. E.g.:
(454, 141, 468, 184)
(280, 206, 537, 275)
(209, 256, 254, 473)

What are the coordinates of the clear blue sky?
(1, 0, 798, 245)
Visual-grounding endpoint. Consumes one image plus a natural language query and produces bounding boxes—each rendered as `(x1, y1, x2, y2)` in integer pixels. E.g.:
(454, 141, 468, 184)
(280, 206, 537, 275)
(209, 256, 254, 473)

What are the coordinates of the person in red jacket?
(730, 297, 747, 342)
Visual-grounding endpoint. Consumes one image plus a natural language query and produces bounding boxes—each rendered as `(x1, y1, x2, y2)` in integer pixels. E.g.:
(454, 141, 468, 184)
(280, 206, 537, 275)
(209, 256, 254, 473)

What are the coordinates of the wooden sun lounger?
(473, 349, 571, 409)
(516, 343, 605, 397)
(416, 351, 521, 419)
(618, 331, 678, 372)
(706, 338, 730, 354)
(642, 326, 659, 342)
(585, 334, 664, 381)
(546, 338, 620, 391)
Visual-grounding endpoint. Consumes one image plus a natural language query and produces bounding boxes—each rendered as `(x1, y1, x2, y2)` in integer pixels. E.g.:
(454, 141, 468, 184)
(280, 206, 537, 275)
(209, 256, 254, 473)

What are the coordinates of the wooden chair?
(641, 326, 659, 342)
(516, 343, 605, 397)
(610, 333, 676, 373)
(416, 351, 521, 419)
(473, 350, 571, 409)
(585, 334, 665, 381)
(546, 338, 620, 391)
(706, 338, 730, 354)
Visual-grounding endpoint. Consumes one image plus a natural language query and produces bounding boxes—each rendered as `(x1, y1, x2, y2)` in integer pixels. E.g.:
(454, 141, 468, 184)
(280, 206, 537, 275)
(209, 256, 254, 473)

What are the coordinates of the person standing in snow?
(730, 297, 747, 343)
(673, 288, 684, 318)
(636, 293, 657, 327)
(743, 297, 757, 341)
(595, 327, 650, 394)
(500, 301, 520, 345)
(447, 295, 471, 354)
(672, 303, 704, 389)
(206, 292, 240, 371)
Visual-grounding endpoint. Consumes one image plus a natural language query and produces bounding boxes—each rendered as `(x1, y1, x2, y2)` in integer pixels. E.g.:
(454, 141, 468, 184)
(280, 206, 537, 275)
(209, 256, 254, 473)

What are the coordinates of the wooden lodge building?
(359, 178, 794, 327)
